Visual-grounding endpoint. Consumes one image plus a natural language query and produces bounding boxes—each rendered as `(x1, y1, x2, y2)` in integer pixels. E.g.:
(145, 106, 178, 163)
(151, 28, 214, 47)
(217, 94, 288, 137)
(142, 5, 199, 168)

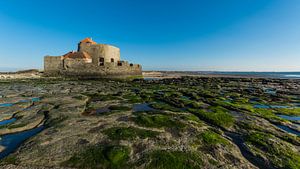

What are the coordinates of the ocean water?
(200, 72, 300, 79)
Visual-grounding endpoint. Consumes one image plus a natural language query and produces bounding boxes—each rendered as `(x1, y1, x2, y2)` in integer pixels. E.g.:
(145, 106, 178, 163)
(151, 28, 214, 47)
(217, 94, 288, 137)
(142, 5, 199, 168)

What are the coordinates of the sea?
(1, 67, 300, 79)
(197, 72, 300, 79)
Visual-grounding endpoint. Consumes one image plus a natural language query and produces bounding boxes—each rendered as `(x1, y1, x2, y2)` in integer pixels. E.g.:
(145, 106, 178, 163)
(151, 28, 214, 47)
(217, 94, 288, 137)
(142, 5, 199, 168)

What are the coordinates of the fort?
(44, 38, 142, 78)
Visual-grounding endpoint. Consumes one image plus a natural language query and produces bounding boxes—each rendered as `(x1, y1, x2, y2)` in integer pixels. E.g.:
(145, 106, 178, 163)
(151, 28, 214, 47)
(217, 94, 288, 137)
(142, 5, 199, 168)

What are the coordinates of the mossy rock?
(253, 109, 285, 122)
(0, 155, 19, 165)
(62, 145, 131, 169)
(45, 114, 68, 127)
(72, 95, 86, 100)
(103, 126, 159, 140)
(133, 113, 185, 129)
(180, 114, 203, 124)
(123, 94, 143, 103)
(246, 132, 300, 169)
(193, 106, 234, 128)
(87, 93, 119, 101)
(7, 123, 27, 129)
(149, 102, 182, 112)
(199, 130, 229, 146)
(144, 150, 203, 169)
(274, 107, 300, 116)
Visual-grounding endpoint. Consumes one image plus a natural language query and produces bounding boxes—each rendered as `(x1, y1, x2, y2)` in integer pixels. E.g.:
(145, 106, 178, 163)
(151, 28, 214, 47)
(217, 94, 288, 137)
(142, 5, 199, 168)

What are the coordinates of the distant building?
(44, 38, 142, 78)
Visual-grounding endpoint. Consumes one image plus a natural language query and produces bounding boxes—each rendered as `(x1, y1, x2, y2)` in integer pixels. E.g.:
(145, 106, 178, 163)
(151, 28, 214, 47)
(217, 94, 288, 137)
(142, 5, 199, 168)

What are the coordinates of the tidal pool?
(253, 104, 270, 109)
(95, 107, 110, 114)
(0, 118, 16, 126)
(143, 77, 161, 81)
(19, 97, 41, 103)
(0, 97, 40, 108)
(277, 115, 300, 121)
(264, 88, 276, 95)
(133, 103, 154, 112)
(181, 96, 191, 100)
(0, 97, 44, 159)
(0, 126, 45, 159)
(254, 104, 291, 109)
(0, 103, 14, 107)
(276, 125, 300, 136)
(270, 105, 290, 108)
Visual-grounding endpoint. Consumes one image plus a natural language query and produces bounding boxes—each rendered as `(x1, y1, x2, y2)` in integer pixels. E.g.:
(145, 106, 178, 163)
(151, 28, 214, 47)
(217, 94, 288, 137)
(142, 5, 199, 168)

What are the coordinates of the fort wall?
(44, 56, 142, 78)
(44, 56, 63, 75)
(79, 43, 120, 65)
(44, 38, 142, 78)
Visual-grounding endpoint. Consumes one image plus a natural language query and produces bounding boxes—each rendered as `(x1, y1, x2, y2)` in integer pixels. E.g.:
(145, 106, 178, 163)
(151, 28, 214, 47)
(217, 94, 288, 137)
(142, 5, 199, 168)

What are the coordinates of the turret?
(77, 38, 121, 65)
(78, 37, 96, 52)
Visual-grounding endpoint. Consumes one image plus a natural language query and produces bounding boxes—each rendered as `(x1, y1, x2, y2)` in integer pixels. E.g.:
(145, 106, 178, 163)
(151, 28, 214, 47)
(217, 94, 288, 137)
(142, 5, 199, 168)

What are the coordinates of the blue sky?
(0, 0, 299, 71)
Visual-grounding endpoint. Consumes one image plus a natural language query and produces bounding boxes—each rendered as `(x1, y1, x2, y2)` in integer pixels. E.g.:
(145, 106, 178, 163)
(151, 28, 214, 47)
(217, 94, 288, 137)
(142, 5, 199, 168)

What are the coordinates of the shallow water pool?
(133, 103, 155, 112)
(0, 103, 14, 107)
(276, 125, 300, 136)
(277, 115, 300, 121)
(0, 126, 45, 159)
(0, 118, 16, 126)
(0, 97, 40, 108)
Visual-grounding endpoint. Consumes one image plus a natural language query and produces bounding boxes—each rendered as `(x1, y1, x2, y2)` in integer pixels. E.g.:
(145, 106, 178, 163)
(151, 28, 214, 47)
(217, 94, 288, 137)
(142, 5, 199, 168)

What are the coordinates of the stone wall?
(79, 43, 120, 65)
(44, 56, 63, 75)
(61, 59, 142, 77)
(44, 56, 142, 78)
(62, 58, 106, 76)
(44, 41, 142, 78)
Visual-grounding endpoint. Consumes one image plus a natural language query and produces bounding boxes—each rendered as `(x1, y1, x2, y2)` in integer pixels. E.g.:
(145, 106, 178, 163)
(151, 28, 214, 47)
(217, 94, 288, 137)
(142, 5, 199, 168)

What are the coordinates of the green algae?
(274, 107, 300, 116)
(149, 102, 182, 112)
(1, 77, 300, 169)
(63, 145, 131, 169)
(0, 155, 18, 165)
(87, 93, 119, 101)
(103, 126, 159, 140)
(246, 132, 300, 169)
(199, 130, 229, 146)
(180, 114, 203, 125)
(191, 106, 234, 128)
(144, 150, 203, 169)
(133, 113, 185, 129)
(123, 93, 143, 103)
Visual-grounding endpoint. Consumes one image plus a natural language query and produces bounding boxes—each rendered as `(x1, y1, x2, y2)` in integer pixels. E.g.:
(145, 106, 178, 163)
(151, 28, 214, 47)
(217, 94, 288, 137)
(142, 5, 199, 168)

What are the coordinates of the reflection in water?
(0, 126, 45, 159)
(0, 97, 43, 159)
(276, 125, 300, 136)
(277, 115, 300, 121)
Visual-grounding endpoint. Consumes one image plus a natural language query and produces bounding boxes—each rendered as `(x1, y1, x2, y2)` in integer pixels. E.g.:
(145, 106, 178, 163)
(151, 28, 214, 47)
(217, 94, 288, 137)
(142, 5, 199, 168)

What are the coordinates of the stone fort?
(44, 38, 142, 78)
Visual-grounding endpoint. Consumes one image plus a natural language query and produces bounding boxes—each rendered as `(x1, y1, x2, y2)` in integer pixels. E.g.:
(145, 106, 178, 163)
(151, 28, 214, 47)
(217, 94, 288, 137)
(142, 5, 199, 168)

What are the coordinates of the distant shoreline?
(0, 69, 300, 80)
(143, 71, 300, 80)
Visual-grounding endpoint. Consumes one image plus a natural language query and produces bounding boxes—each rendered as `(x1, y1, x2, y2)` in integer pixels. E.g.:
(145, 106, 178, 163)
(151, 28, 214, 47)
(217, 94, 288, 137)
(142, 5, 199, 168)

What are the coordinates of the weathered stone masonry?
(44, 38, 142, 78)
